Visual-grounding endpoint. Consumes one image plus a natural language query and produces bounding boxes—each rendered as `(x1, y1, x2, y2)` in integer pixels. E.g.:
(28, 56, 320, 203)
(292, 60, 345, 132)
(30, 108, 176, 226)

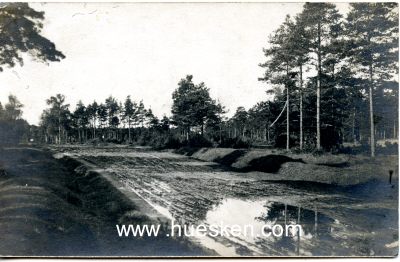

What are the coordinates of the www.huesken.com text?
(116, 221, 302, 238)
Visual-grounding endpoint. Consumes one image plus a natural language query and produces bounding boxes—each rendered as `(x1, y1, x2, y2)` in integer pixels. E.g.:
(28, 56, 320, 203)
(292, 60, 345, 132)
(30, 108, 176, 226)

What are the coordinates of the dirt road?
(55, 146, 399, 257)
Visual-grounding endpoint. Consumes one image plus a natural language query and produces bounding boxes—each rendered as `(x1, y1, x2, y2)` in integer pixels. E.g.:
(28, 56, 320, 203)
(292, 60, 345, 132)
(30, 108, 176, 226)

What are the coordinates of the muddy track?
(53, 146, 398, 257)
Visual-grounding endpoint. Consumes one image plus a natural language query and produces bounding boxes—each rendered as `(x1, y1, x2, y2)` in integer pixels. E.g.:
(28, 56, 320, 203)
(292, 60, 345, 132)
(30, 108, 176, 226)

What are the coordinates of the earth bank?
(0, 146, 212, 256)
(175, 147, 398, 186)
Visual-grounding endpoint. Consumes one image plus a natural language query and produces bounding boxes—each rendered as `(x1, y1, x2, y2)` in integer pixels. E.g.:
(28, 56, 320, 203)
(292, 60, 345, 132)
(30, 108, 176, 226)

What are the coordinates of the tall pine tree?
(346, 3, 399, 157)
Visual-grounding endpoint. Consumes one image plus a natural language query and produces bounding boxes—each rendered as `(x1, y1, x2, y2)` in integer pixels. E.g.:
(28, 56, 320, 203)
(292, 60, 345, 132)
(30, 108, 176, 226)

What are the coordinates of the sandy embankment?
(175, 147, 398, 186)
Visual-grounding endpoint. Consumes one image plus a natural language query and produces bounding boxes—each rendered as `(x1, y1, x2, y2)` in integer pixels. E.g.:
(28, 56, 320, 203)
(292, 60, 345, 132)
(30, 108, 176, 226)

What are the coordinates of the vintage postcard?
(0, 1, 398, 257)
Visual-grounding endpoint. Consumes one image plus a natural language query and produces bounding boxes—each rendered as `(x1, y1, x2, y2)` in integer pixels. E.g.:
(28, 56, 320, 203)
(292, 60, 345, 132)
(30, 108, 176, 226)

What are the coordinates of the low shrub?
(164, 135, 183, 149)
(85, 138, 100, 146)
(338, 142, 398, 155)
(379, 142, 398, 155)
(105, 138, 121, 144)
(218, 137, 251, 149)
(186, 134, 213, 148)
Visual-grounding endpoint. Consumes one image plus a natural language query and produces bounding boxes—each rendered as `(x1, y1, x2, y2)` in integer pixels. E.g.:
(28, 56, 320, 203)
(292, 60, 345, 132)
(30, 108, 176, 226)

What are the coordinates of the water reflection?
(203, 198, 337, 256)
(256, 201, 336, 256)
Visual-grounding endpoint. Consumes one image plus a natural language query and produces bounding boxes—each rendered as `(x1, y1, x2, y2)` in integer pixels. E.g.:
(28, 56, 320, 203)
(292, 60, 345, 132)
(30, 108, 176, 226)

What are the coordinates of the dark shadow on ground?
(214, 149, 247, 166)
(316, 162, 350, 168)
(174, 147, 205, 156)
(241, 155, 305, 173)
(263, 179, 343, 193)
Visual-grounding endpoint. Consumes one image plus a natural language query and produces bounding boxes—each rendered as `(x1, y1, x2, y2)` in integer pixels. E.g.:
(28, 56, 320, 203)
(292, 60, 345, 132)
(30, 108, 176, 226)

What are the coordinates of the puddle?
(198, 198, 340, 256)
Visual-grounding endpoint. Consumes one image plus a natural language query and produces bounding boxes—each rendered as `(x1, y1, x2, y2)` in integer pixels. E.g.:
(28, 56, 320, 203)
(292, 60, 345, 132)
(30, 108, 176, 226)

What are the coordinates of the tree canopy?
(171, 75, 224, 136)
(0, 3, 65, 72)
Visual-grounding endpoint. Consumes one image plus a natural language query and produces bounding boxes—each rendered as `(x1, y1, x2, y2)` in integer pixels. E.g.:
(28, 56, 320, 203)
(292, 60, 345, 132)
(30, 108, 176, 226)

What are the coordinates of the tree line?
(39, 94, 167, 145)
(33, 75, 224, 148)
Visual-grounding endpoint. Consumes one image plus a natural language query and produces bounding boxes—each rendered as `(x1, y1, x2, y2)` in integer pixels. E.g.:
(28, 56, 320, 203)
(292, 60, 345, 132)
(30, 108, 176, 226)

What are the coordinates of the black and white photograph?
(0, 1, 398, 257)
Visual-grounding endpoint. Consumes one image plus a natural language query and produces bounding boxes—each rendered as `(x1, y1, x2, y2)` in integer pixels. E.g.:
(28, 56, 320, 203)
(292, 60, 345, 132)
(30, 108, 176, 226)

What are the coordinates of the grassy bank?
(0, 146, 211, 256)
(175, 147, 398, 186)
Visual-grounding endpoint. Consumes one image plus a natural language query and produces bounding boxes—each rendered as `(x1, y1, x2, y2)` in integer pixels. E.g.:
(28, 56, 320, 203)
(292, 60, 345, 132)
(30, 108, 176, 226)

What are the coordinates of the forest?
(0, 3, 398, 157)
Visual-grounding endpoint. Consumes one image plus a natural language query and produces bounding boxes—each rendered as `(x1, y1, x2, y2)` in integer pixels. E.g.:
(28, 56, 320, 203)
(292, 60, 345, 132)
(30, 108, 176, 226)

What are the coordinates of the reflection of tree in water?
(255, 202, 335, 255)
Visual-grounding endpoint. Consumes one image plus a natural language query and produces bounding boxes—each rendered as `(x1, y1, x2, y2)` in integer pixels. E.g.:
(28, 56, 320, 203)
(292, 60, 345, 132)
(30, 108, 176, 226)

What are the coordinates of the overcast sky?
(0, 2, 349, 125)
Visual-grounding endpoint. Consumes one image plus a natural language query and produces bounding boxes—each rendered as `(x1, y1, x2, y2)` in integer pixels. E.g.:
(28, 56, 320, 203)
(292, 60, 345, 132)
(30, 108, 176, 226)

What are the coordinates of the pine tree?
(97, 103, 108, 139)
(171, 75, 223, 140)
(45, 94, 69, 144)
(0, 3, 65, 72)
(260, 15, 297, 150)
(299, 3, 342, 150)
(289, 15, 311, 150)
(105, 96, 119, 139)
(87, 101, 98, 139)
(73, 101, 89, 143)
(4, 95, 23, 121)
(346, 3, 398, 157)
(124, 95, 136, 143)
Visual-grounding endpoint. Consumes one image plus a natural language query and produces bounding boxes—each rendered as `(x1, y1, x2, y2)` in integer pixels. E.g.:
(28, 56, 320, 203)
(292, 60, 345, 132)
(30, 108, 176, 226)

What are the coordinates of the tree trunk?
(263, 127, 267, 141)
(219, 125, 222, 144)
(369, 64, 375, 157)
(93, 117, 96, 139)
(299, 64, 303, 150)
(316, 22, 322, 151)
(352, 107, 356, 143)
(58, 124, 61, 144)
(286, 64, 290, 151)
(128, 119, 131, 143)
